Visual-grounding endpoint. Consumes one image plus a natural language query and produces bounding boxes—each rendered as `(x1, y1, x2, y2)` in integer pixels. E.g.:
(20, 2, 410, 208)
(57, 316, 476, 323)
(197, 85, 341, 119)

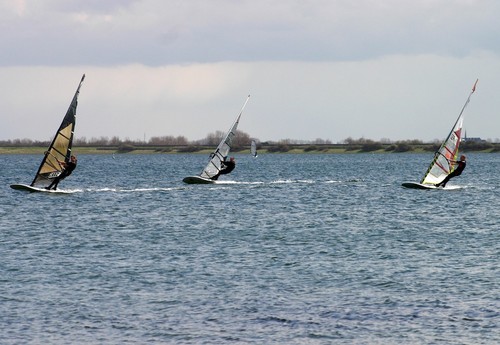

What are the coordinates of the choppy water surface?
(1, 153, 499, 344)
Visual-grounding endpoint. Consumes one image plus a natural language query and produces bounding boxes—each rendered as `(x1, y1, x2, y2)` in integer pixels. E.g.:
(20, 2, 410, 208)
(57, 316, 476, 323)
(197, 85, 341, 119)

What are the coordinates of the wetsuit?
(211, 160, 235, 180)
(436, 160, 466, 187)
(46, 161, 77, 190)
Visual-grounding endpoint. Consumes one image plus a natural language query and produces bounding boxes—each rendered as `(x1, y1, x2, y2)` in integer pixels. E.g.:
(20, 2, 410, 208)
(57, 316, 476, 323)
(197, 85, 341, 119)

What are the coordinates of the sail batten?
(58, 132, 71, 141)
(30, 74, 85, 188)
(444, 146, 454, 156)
(420, 80, 477, 185)
(435, 161, 448, 174)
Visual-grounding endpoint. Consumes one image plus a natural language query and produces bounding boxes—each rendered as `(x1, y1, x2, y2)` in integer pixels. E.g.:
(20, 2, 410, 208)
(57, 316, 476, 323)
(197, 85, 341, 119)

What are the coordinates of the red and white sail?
(420, 79, 477, 185)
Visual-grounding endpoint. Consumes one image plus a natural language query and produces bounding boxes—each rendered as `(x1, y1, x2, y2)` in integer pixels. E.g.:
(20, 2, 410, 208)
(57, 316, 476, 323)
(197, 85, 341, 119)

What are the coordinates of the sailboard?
(401, 182, 439, 190)
(10, 74, 85, 192)
(10, 184, 75, 193)
(402, 79, 478, 190)
(251, 140, 258, 158)
(183, 95, 250, 184)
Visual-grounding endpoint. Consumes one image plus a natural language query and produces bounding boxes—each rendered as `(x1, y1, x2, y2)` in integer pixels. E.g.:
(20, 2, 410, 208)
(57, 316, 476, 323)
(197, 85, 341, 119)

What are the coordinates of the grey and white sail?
(199, 95, 250, 180)
(251, 140, 258, 158)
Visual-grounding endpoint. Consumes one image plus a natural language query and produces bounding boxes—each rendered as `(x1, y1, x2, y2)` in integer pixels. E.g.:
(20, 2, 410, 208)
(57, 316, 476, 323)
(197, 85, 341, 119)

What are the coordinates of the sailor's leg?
(48, 176, 61, 190)
(440, 175, 451, 187)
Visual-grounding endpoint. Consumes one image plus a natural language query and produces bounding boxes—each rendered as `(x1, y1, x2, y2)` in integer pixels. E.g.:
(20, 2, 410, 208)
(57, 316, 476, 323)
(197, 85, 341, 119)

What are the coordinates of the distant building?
(462, 131, 486, 143)
(463, 137, 486, 143)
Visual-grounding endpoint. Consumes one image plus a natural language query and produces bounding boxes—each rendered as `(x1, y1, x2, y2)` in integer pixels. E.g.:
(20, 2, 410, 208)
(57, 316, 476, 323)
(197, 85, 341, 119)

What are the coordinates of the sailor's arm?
(56, 160, 68, 169)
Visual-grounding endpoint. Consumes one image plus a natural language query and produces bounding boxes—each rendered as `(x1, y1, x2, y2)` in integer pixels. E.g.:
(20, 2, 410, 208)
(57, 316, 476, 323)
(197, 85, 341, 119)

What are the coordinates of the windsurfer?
(211, 157, 235, 180)
(46, 155, 78, 190)
(435, 155, 466, 187)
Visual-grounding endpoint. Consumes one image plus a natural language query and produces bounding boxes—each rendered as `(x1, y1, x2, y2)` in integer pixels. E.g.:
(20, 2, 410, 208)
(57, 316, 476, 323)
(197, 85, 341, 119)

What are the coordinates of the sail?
(251, 140, 258, 158)
(420, 79, 477, 185)
(31, 74, 85, 188)
(199, 95, 250, 179)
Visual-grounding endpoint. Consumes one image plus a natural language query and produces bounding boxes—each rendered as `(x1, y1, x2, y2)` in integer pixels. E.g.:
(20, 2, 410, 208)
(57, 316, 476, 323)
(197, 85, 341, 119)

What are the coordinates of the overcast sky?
(1, 0, 499, 143)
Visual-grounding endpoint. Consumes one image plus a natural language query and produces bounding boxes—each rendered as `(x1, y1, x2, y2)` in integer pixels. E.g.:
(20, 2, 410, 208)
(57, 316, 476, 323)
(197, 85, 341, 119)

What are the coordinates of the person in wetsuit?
(46, 155, 78, 190)
(211, 157, 235, 181)
(435, 155, 466, 187)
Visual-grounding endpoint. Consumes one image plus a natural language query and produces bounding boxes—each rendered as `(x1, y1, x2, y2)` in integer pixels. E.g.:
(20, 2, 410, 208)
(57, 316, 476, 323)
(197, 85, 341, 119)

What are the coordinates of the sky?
(1, 0, 499, 143)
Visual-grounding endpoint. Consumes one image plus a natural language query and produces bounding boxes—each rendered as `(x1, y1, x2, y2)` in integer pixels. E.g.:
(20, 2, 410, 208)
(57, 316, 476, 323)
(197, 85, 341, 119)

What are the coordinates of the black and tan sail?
(30, 74, 85, 188)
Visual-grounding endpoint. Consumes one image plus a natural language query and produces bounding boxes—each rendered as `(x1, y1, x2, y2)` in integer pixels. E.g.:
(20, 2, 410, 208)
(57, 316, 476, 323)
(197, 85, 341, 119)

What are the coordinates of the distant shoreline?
(0, 142, 498, 155)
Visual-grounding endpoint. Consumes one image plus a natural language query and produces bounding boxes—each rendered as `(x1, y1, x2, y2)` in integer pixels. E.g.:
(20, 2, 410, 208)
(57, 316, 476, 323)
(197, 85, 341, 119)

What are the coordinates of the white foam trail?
(213, 180, 264, 185)
(270, 179, 315, 184)
(83, 187, 182, 193)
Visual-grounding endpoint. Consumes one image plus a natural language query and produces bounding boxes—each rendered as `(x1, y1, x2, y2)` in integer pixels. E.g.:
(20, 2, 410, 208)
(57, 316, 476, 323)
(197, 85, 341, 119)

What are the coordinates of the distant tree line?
(338, 137, 500, 153)
(0, 130, 322, 148)
(1, 133, 499, 153)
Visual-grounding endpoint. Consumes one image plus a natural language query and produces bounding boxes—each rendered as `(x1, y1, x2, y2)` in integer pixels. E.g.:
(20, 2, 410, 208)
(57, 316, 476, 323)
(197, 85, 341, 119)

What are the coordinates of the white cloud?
(1, 0, 27, 16)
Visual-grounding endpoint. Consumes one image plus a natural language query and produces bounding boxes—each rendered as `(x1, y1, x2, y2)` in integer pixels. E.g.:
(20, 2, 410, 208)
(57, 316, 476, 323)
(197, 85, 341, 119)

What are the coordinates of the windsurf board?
(402, 182, 437, 190)
(402, 182, 461, 190)
(10, 184, 72, 193)
(182, 176, 216, 184)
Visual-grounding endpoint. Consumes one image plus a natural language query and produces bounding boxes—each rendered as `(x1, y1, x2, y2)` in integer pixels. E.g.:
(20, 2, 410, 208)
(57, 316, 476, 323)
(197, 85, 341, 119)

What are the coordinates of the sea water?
(1, 153, 499, 344)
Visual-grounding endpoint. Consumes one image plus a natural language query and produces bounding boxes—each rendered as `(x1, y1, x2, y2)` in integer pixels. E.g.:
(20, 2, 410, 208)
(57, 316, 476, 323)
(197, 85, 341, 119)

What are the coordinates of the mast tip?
(472, 79, 478, 92)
